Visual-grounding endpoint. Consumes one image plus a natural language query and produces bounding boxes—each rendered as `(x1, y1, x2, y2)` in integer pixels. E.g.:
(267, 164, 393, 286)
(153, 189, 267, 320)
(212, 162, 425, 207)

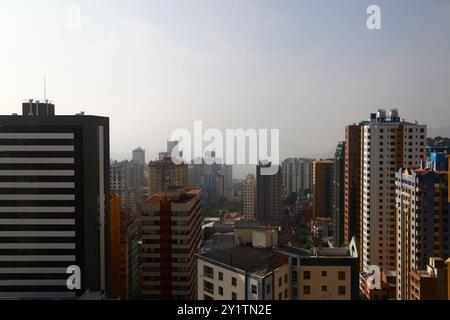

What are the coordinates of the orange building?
(109, 196, 121, 299)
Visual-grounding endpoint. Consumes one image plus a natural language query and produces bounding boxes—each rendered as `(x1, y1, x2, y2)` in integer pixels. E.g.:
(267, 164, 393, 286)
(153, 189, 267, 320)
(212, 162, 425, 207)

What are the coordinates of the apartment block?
(256, 162, 282, 222)
(279, 245, 359, 300)
(344, 123, 363, 253)
(395, 167, 449, 299)
(313, 160, 334, 219)
(333, 142, 345, 246)
(141, 187, 202, 299)
(409, 257, 448, 300)
(120, 211, 141, 300)
(0, 100, 110, 299)
(148, 156, 188, 196)
(243, 174, 256, 220)
(282, 158, 313, 196)
(362, 109, 426, 273)
(197, 227, 289, 301)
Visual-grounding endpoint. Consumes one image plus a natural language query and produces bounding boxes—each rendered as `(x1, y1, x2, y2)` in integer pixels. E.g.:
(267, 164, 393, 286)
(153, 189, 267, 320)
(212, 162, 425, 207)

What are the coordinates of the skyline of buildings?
(0, 101, 449, 301)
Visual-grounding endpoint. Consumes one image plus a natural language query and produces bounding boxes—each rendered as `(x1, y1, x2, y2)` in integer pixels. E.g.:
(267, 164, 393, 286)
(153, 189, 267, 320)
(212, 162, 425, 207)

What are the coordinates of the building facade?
(256, 162, 282, 222)
(332, 142, 345, 246)
(344, 123, 363, 255)
(141, 188, 202, 299)
(243, 174, 256, 220)
(395, 167, 449, 299)
(409, 257, 448, 300)
(0, 100, 110, 299)
(279, 245, 360, 300)
(148, 156, 188, 196)
(313, 160, 334, 219)
(282, 158, 313, 196)
(362, 109, 427, 273)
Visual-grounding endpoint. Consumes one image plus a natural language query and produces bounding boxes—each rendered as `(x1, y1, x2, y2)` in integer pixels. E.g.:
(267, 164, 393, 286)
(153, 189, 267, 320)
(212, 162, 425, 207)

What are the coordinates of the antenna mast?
(44, 74, 47, 102)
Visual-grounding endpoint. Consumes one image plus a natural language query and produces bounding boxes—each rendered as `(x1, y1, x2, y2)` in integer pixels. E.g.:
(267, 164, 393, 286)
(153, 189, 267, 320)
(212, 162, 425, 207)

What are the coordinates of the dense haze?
(1, 0, 450, 173)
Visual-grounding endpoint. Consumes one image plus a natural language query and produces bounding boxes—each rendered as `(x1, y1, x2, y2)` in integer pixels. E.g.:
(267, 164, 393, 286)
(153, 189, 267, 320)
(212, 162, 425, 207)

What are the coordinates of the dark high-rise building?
(256, 162, 282, 222)
(332, 142, 345, 246)
(0, 100, 110, 299)
(344, 124, 363, 252)
(312, 160, 334, 219)
(132, 147, 146, 187)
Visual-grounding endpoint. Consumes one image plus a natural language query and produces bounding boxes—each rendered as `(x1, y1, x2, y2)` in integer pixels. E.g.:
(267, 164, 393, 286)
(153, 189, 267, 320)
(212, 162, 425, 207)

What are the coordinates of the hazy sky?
(1, 0, 450, 163)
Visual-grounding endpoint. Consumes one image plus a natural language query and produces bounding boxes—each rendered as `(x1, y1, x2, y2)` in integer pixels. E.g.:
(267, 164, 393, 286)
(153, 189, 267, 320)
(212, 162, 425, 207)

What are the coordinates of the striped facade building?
(0, 100, 110, 299)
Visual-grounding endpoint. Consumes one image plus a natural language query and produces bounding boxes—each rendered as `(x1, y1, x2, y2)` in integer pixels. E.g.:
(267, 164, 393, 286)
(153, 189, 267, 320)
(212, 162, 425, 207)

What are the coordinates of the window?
(322, 286, 327, 292)
(339, 286, 346, 295)
(219, 287, 224, 296)
(284, 274, 288, 283)
(266, 284, 271, 295)
(284, 289, 288, 299)
(232, 277, 237, 287)
(322, 271, 327, 277)
(232, 292, 237, 300)
(303, 271, 311, 280)
(338, 272, 346, 281)
(204, 294, 213, 300)
(278, 293, 282, 300)
(292, 271, 298, 282)
(218, 272, 223, 281)
(204, 281, 214, 294)
(303, 286, 311, 295)
(251, 285, 258, 295)
(204, 265, 214, 279)
(278, 277, 282, 287)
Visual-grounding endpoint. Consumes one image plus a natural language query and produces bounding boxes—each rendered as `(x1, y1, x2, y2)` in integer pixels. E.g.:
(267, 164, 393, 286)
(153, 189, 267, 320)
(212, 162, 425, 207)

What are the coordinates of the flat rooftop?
(199, 245, 288, 277)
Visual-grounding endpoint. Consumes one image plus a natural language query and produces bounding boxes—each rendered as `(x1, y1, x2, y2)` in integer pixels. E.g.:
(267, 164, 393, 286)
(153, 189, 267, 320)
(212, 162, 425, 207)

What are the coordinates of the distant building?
(148, 156, 188, 196)
(132, 147, 146, 187)
(256, 162, 282, 222)
(313, 160, 334, 219)
(243, 174, 256, 220)
(278, 245, 360, 300)
(281, 158, 313, 196)
(200, 173, 225, 202)
(395, 167, 449, 300)
(332, 142, 345, 246)
(141, 188, 202, 299)
(409, 257, 448, 300)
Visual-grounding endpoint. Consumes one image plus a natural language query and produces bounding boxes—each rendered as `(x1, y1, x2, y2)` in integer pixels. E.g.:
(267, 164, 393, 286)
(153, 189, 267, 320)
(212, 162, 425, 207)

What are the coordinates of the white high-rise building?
(281, 158, 313, 196)
(243, 174, 256, 220)
(361, 109, 426, 273)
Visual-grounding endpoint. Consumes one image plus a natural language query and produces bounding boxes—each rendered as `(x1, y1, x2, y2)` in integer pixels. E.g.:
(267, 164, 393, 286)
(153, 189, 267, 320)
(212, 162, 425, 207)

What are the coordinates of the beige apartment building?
(279, 245, 360, 300)
(197, 223, 290, 300)
(243, 174, 256, 220)
(148, 156, 188, 196)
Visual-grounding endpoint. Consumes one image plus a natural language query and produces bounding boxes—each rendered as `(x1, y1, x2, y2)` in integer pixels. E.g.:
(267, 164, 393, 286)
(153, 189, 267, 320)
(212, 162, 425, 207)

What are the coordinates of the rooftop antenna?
(43, 74, 47, 102)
